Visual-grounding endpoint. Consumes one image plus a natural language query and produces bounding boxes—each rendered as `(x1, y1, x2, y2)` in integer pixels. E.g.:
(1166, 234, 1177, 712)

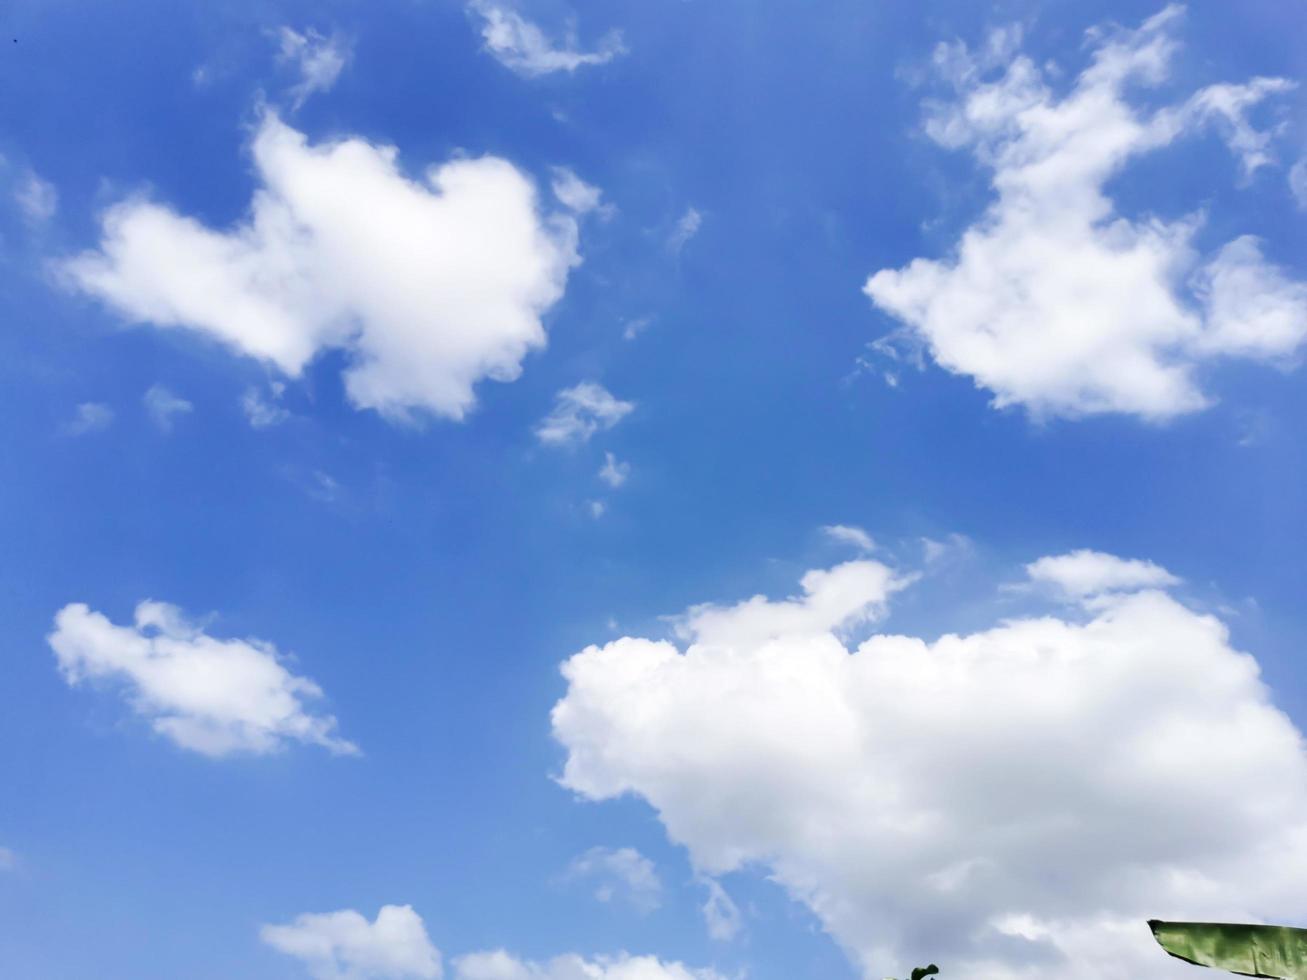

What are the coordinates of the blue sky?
(2, 2, 1307, 978)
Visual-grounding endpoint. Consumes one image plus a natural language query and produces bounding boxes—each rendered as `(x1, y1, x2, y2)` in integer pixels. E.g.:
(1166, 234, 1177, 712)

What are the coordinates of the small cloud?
(536, 382, 634, 447)
(310, 470, 340, 504)
(468, 1, 626, 77)
(276, 27, 351, 110)
(921, 533, 972, 566)
(262, 905, 441, 979)
(551, 167, 613, 219)
(241, 381, 290, 428)
(821, 524, 875, 553)
(48, 600, 357, 758)
(15, 169, 57, 224)
(622, 315, 653, 341)
(61, 402, 114, 437)
(587, 499, 606, 519)
(143, 385, 193, 432)
(564, 846, 662, 914)
(1291, 158, 1307, 210)
(667, 207, 702, 253)
(1025, 549, 1179, 602)
(700, 877, 743, 942)
(0, 847, 16, 872)
(598, 452, 629, 488)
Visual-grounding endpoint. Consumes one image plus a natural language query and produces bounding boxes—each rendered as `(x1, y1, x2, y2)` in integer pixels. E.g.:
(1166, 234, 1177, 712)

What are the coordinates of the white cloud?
(553, 550, 1307, 979)
(535, 382, 633, 446)
(1025, 549, 1179, 600)
(61, 113, 580, 423)
(1291, 158, 1307, 210)
(864, 7, 1306, 421)
(1191, 236, 1307, 360)
(673, 559, 908, 649)
(699, 878, 742, 943)
(49, 601, 357, 758)
(453, 951, 724, 980)
(277, 27, 351, 110)
(468, 2, 626, 78)
(550, 167, 611, 219)
(15, 169, 57, 224)
(143, 384, 193, 432)
(565, 845, 662, 913)
(821, 524, 876, 553)
(242, 380, 290, 428)
(598, 452, 630, 488)
(262, 905, 442, 980)
(667, 208, 702, 253)
(622, 316, 653, 342)
(61, 401, 114, 436)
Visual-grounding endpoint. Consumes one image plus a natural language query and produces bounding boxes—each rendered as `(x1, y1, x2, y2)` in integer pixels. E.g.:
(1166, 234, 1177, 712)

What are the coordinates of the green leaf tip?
(1149, 919, 1307, 978)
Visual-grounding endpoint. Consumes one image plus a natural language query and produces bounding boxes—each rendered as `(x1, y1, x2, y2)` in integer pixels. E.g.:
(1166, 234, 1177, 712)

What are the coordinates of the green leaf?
(1149, 920, 1307, 978)
(910, 968, 940, 980)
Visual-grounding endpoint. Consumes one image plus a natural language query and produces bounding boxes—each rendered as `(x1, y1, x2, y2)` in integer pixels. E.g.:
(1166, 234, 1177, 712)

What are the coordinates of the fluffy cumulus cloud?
(565, 846, 662, 913)
(262, 905, 442, 980)
(535, 382, 634, 446)
(865, 6, 1307, 421)
(468, 2, 625, 78)
(61, 114, 582, 422)
(452, 951, 724, 980)
(552, 548, 1307, 979)
(49, 601, 357, 757)
(277, 27, 352, 110)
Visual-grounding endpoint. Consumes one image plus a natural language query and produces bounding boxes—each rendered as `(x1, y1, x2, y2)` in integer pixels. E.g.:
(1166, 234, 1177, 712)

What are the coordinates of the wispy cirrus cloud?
(535, 382, 633, 447)
(468, 2, 625, 78)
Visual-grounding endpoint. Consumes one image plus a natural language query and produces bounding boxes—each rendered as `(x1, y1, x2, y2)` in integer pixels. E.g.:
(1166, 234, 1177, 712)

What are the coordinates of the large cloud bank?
(865, 6, 1307, 420)
(63, 114, 582, 422)
(553, 551, 1307, 978)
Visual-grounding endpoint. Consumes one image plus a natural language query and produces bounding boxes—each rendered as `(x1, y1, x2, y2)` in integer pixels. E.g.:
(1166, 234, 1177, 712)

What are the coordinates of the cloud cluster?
(261, 904, 723, 980)
(865, 6, 1306, 420)
(468, 2, 626, 78)
(49, 601, 357, 757)
(553, 549, 1307, 978)
(63, 114, 582, 422)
